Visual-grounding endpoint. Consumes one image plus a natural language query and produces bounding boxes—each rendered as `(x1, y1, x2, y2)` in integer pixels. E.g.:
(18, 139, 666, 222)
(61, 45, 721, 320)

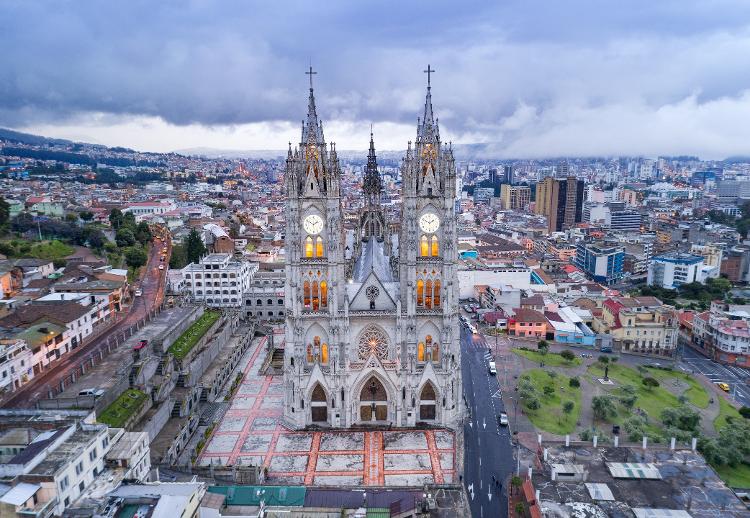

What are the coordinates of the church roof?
(353, 239, 393, 283)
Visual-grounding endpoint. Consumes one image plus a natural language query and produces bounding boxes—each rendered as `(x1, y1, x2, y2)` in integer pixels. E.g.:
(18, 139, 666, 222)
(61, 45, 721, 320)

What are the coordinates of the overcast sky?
(2, 0, 750, 159)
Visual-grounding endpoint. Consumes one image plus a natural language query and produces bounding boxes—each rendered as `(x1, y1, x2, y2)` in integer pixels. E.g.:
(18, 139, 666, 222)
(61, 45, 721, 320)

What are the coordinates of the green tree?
(569, 377, 580, 388)
(618, 385, 638, 409)
(537, 339, 548, 350)
(124, 246, 147, 268)
(86, 229, 106, 250)
(739, 406, 750, 419)
(515, 502, 525, 517)
(642, 377, 660, 391)
(115, 228, 136, 247)
(79, 211, 94, 221)
(169, 243, 188, 269)
(526, 396, 541, 411)
(186, 228, 207, 264)
(661, 406, 700, 432)
(560, 350, 576, 363)
(622, 415, 648, 442)
(109, 208, 124, 229)
(592, 395, 617, 421)
(562, 400, 575, 417)
(543, 386, 555, 398)
(0, 198, 10, 227)
(510, 475, 522, 496)
(598, 355, 610, 365)
(134, 221, 152, 245)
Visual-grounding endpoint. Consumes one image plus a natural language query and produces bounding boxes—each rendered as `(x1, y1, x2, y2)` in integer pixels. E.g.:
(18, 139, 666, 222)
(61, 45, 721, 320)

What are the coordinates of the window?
(305, 236, 314, 257)
(61, 476, 70, 491)
(431, 236, 439, 256)
(102, 437, 109, 449)
(75, 461, 83, 475)
(315, 237, 324, 257)
(79, 481, 85, 492)
(89, 448, 97, 461)
(420, 235, 429, 257)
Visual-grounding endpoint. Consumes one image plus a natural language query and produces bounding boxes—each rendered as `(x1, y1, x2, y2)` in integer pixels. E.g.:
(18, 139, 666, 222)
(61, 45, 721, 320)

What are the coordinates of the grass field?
(513, 348, 582, 367)
(713, 462, 750, 489)
(0, 239, 74, 262)
(97, 389, 148, 428)
(714, 397, 742, 431)
(168, 310, 221, 360)
(519, 369, 582, 435)
(644, 366, 710, 408)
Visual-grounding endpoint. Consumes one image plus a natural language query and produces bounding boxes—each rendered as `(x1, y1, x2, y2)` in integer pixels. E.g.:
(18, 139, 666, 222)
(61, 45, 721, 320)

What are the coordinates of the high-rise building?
(500, 184, 530, 210)
(504, 165, 514, 185)
(575, 242, 625, 285)
(535, 176, 585, 233)
(283, 70, 461, 430)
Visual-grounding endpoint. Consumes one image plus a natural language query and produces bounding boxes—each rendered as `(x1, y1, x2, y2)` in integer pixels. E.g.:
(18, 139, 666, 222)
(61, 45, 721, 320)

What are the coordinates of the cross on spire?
(423, 64, 435, 88)
(306, 65, 317, 89)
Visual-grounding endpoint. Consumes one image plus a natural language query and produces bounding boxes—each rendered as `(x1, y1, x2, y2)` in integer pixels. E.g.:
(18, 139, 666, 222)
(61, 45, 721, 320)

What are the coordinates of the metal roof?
(584, 483, 614, 501)
(606, 462, 662, 479)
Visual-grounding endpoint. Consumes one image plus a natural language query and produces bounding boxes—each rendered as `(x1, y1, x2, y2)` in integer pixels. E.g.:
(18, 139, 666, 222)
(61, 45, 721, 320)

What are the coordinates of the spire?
(418, 65, 438, 142)
(363, 127, 382, 204)
(302, 66, 324, 145)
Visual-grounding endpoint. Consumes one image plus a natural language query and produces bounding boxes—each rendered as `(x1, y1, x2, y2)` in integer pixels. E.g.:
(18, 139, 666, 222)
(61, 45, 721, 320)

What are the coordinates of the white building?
(647, 253, 706, 290)
(181, 253, 257, 307)
(0, 339, 33, 393)
(123, 200, 177, 221)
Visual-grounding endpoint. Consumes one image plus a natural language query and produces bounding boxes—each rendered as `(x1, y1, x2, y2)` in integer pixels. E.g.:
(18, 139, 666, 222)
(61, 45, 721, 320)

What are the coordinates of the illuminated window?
(316, 237, 324, 257)
(433, 342, 440, 362)
(305, 237, 313, 257)
(420, 235, 429, 256)
(312, 281, 319, 311)
(431, 236, 439, 256)
(416, 279, 424, 306)
(321, 343, 329, 364)
(303, 281, 311, 307)
(306, 344, 313, 362)
(320, 281, 328, 307)
(418, 342, 425, 362)
(425, 335, 433, 361)
(434, 280, 441, 307)
(425, 280, 433, 308)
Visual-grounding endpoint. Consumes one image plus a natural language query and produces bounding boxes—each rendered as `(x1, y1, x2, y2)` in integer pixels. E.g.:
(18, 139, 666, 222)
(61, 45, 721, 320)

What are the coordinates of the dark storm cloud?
(2, 0, 750, 156)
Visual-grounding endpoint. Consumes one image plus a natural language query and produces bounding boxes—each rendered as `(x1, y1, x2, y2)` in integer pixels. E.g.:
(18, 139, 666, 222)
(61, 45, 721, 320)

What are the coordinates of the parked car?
(78, 388, 105, 397)
(498, 412, 508, 426)
(158, 264, 164, 270)
(134, 289, 142, 297)
(488, 361, 497, 375)
(134, 339, 148, 351)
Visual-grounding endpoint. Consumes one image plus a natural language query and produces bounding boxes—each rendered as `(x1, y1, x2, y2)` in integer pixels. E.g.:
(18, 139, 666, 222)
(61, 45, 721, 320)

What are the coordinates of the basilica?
(283, 68, 462, 430)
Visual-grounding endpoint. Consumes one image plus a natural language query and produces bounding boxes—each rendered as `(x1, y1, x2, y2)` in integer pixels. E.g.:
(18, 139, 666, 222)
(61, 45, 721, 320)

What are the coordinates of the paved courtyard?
(199, 335, 457, 486)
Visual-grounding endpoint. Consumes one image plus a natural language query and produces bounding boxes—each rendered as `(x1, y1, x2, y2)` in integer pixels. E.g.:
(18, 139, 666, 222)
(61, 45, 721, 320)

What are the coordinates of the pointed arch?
(425, 280, 433, 308)
(420, 235, 429, 256)
(305, 236, 314, 257)
(359, 374, 390, 422)
(418, 342, 425, 362)
(311, 281, 319, 310)
(310, 382, 328, 423)
(416, 279, 424, 306)
(431, 235, 439, 256)
(303, 281, 311, 308)
(321, 342, 329, 364)
(419, 381, 438, 420)
(315, 236, 324, 257)
(320, 280, 328, 307)
(433, 279, 441, 307)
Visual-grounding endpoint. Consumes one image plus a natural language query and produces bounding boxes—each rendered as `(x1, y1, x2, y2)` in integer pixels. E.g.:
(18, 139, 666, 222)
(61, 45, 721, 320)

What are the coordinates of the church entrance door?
(359, 377, 388, 423)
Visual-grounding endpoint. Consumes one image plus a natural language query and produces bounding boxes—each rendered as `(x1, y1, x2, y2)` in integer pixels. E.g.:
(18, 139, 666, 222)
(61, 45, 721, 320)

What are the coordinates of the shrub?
(560, 350, 576, 363)
(569, 377, 581, 388)
(543, 386, 555, 397)
(740, 406, 750, 419)
(642, 377, 660, 391)
(592, 395, 617, 421)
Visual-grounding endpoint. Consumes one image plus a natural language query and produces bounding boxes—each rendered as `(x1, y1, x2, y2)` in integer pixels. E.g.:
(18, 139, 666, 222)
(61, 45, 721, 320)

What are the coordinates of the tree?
(79, 211, 94, 221)
(642, 377, 660, 391)
(537, 340, 548, 350)
(109, 208, 124, 229)
(124, 246, 147, 268)
(526, 396, 541, 411)
(618, 385, 638, 409)
(569, 377, 580, 388)
(186, 228, 207, 264)
(510, 475, 523, 495)
(560, 350, 576, 363)
(597, 355, 610, 365)
(515, 502, 525, 517)
(562, 400, 575, 417)
(622, 415, 648, 442)
(661, 406, 700, 432)
(134, 221, 152, 245)
(546, 370, 558, 380)
(739, 406, 750, 419)
(169, 243, 188, 269)
(0, 198, 10, 227)
(543, 386, 555, 397)
(592, 395, 617, 421)
(86, 229, 106, 250)
(65, 213, 79, 223)
(115, 228, 136, 247)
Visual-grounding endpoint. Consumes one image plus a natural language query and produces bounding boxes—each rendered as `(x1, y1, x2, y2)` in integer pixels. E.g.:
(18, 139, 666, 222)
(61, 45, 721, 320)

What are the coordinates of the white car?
(488, 361, 497, 375)
(498, 412, 509, 426)
(158, 264, 164, 270)
(134, 289, 142, 297)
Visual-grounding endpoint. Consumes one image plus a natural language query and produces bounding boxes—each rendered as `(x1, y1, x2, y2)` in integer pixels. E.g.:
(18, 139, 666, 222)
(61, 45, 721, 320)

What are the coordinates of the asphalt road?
(679, 346, 750, 407)
(1, 232, 170, 408)
(462, 324, 513, 518)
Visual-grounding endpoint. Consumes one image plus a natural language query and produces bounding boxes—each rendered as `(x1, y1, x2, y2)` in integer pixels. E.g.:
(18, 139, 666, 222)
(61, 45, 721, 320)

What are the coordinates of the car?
(134, 289, 143, 297)
(488, 361, 497, 375)
(78, 388, 105, 397)
(498, 412, 509, 426)
(158, 264, 164, 270)
(134, 339, 148, 351)
(716, 382, 730, 392)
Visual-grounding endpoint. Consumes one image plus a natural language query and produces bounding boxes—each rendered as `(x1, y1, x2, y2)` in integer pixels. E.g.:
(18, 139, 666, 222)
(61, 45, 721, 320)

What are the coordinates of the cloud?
(2, 0, 750, 157)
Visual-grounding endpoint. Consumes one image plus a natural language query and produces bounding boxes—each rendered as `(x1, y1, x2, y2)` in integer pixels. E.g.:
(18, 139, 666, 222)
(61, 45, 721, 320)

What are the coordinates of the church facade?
(283, 69, 462, 430)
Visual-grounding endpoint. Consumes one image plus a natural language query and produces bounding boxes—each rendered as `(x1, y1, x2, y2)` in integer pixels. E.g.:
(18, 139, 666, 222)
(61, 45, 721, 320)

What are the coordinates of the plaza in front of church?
(197, 335, 457, 486)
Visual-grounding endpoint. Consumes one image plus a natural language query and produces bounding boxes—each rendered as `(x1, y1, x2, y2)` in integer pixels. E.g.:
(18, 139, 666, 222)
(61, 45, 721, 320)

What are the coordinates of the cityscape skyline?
(2, 1, 750, 158)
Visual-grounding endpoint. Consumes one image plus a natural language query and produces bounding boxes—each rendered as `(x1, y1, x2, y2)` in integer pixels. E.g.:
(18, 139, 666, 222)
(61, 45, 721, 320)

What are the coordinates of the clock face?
(303, 214, 324, 235)
(419, 213, 440, 233)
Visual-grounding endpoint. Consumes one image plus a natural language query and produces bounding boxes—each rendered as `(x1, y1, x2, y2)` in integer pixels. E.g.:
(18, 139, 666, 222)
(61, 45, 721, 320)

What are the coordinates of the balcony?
(18, 498, 58, 518)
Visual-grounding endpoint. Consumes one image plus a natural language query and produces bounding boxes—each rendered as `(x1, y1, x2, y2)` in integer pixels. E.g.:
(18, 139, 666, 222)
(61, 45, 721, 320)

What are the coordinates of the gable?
(350, 272, 396, 311)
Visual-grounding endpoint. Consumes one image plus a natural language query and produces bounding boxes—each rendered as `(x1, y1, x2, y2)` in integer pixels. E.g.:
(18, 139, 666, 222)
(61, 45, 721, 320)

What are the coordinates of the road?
(679, 346, 750, 407)
(462, 324, 513, 518)
(1, 232, 170, 408)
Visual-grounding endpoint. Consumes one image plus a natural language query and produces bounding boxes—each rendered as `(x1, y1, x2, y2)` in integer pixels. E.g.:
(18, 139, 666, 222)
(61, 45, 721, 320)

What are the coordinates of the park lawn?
(588, 363, 683, 428)
(520, 369, 581, 435)
(644, 367, 710, 409)
(714, 397, 742, 431)
(713, 462, 750, 489)
(0, 239, 74, 261)
(97, 389, 148, 428)
(513, 348, 582, 367)
(168, 310, 221, 360)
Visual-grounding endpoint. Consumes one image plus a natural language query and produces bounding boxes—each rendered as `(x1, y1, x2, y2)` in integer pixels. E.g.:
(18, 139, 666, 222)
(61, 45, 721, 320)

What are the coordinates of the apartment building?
(0, 338, 34, 393)
(692, 302, 750, 368)
(593, 297, 678, 357)
(535, 176, 585, 234)
(181, 253, 257, 308)
(500, 184, 531, 211)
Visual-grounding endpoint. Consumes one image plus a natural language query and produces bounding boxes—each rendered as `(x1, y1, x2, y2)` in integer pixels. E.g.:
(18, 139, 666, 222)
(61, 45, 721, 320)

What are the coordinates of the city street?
(680, 346, 750, 407)
(1, 233, 170, 408)
(462, 325, 513, 518)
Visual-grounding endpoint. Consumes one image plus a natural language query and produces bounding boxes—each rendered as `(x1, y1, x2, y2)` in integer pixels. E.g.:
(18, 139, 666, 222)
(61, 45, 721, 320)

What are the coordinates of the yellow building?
(500, 184, 531, 211)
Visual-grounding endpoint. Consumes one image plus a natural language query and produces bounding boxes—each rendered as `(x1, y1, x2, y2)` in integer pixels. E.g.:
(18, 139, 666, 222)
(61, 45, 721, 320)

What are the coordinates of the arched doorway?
(359, 376, 388, 422)
(310, 383, 328, 423)
(419, 382, 437, 420)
